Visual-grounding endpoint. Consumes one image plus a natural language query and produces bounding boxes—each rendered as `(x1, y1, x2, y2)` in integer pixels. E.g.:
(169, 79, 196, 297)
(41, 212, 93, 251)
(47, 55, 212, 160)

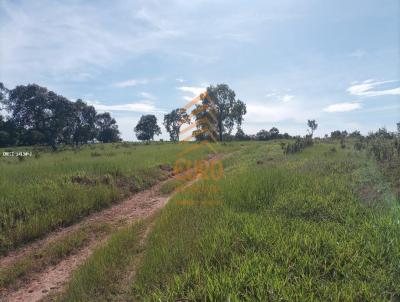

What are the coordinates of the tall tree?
(96, 112, 121, 143)
(1, 83, 121, 148)
(307, 119, 318, 137)
(269, 127, 280, 139)
(73, 99, 97, 145)
(163, 108, 190, 141)
(47, 93, 76, 149)
(134, 114, 161, 141)
(194, 84, 246, 141)
(5, 84, 51, 132)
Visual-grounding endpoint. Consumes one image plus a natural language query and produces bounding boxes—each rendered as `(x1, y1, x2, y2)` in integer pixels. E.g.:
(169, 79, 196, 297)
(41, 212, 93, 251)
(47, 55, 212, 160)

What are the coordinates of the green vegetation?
(160, 178, 186, 195)
(0, 84, 121, 148)
(0, 142, 240, 254)
(2, 138, 399, 301)
(60, 219, 149, 302)
(0, 223, 111, 290)
(130, 142, 399, 301)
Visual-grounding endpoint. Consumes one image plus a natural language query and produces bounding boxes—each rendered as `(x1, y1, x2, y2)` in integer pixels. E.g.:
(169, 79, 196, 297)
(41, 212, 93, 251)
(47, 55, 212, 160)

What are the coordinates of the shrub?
(354, 140, 365, 151)
(284, 136, 313, 154)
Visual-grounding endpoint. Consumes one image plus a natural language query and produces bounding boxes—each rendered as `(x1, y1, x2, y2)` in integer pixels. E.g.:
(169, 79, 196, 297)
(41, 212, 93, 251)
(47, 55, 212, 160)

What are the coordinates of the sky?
(0, 0, 399, 141)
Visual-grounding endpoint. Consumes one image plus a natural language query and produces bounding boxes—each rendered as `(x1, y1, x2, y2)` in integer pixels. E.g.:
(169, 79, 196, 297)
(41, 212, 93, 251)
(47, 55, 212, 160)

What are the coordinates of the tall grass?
(0, 142, 240, 254)
(132, 143, 400, 301)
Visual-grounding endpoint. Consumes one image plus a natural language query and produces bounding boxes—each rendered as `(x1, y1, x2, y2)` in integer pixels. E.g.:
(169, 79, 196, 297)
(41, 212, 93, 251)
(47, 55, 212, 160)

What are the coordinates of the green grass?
(59, 219, 150, 302)
(4, 140, 399, 301)
(0, 141, 240, 254)
(160, 178, 186, 195)
(131, 142, 400, 301)
(0, 223, 111, 291)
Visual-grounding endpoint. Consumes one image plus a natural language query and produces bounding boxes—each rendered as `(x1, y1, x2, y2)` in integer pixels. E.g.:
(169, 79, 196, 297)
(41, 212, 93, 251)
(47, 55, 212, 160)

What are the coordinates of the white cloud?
(176, 78, 185, 83)
(183, 96, 194, 102)
(264, 91, 294, 103)
(139, 92, 157, 100)
(87, 100, 162, 113)
(348, 49, 366, 58)
(246, 100, 318, 124)
(177, 85, 207, 104)
(347, 79, 400, 97)
(177, 86, 206, 96)
(281, 94, 294, 103)
(323, 102, 362, 112)
(114, 79, 148, 88)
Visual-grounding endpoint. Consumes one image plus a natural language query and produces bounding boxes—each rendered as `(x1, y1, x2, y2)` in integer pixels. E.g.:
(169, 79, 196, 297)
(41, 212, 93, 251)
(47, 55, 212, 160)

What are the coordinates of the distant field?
(0, 141, 241, 254)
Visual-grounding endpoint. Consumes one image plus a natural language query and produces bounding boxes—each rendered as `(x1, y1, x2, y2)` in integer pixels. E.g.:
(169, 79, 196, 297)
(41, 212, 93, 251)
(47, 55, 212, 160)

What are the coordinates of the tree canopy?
(163, 108, 190, 141)
(193, 84, 246, 141)
(96, 112, 121, 143)
(134, 114, 161, 141)
(307, 120, 318, 137)
(0, 83, 120, 148)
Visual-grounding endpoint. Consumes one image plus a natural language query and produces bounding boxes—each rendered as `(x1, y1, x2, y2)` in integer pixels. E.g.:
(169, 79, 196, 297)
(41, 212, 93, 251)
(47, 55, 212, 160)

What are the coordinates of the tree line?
(0, 83, 121, 149)
(2, 82, 397, 148)
(135, 83, 247, 142)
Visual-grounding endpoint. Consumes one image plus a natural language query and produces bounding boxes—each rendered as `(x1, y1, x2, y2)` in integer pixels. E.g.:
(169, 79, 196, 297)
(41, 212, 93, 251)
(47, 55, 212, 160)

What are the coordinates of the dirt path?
(1, 183, 169, 302)
(0, 152, 233, 302)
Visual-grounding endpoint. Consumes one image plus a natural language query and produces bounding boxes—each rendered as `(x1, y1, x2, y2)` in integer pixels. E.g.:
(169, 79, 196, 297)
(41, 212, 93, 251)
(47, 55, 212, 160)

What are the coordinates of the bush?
(354, 141, 365, 151)
(367, 137, 397, 162)
(284, 136, 313, 154)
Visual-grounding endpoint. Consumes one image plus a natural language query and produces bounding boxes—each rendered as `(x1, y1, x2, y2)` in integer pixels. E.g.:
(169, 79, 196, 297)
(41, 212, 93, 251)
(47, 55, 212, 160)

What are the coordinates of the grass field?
(130, 141, 399, 301)
(2, 140, 399, 301)
(0, 142, 240, 254)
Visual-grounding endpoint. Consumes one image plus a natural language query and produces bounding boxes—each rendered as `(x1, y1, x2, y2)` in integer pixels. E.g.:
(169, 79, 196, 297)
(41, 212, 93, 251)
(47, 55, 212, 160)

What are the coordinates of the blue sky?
(0, 0, 399, 140)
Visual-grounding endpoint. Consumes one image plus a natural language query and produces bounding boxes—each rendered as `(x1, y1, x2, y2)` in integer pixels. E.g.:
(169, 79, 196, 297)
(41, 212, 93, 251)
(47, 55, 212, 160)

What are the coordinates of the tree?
(72, 99, 97, 145)
(331, 130, 348, 139)
(163, 108, 190, 141)
(4, 84, 75, 149)
(307, 120, 318, 137)
(1, 83, 121, 148)
(331, 130, 342, 139)
(21, 129, 46, 146)
(0, 82, 8, 104)
(0, 114, 18, 147)
(269, 127, 280, 139)
(193, 84, 246, 141)
(349, 130, 362, 138)
(235, 127, 250, 140)
(47, 94, 76, 149)
(5, 84, 50, 131)
(96, 112, 121, 143)
(256, 129, 271, 141)
(134, 114, 161, 141)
